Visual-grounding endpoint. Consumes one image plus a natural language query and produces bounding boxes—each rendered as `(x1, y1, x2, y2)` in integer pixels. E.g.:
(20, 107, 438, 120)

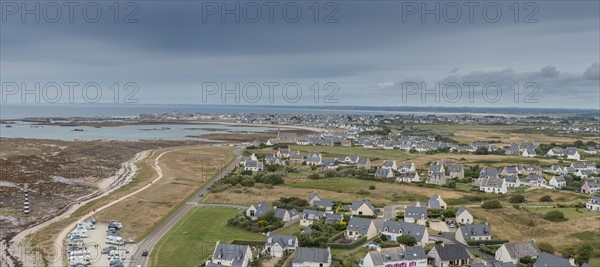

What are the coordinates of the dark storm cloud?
(1, 1, 599, 108)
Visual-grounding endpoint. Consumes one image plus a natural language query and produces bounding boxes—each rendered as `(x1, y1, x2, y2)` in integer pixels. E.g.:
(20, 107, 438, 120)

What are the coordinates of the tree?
(509, 195, 526, 203)
(575, 243, 593, 266)
(543, 210, 568, 222)
(397, 236, 417, 246)
(481, 200, 503, 209)
(539, 195, 553, 202)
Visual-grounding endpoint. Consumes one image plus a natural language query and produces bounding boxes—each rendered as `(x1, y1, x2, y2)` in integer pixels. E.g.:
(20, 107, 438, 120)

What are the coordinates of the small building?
(381, 160, 398, 170)
(292, 247, 332, 267)
(426, 194, 447, 210)
(380, 220, 429, 245)
(205, 242, 252, 267)
(263, 234, 298, 258)
(374, 167, 394, 178)
(346, 217, 377, 240)
(455, 206, 473, 224)
(548, 176, 566, 189)
(404, 203, 428, 225)
(360, 246, 427, 267)
(351, 198, 376, 216)
(427, 244, 469, 267)
(455, 224, 492, 245)
(581, 180, 600, 194)
(586, 196, 600, 211)
(246, 201, 273, 220)
(479, 177, 508, 194)
(495, 240, 541, 264)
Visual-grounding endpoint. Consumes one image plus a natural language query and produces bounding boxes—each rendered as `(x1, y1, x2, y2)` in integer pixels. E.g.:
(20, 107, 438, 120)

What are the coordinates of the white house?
(548, 176, 566, 189)
(455, 206, 473, 224)
(246, 201, 273, 220)
(206, 242, 252, 267)
(404, 203, 428, 225)
(374, 167, 394, 178)
(263, 234, 298, 258)
(522, 149, 537, 158)
(565, 147, 581, 161)
(346, 217, 377, 240)
(586, 196, 600, 211)
(426, 194, 447, 210)
(455, 224, 492, 245)
(495, 240, 541, 264)
(350, 198, 376, 216)
(479, 177, 508, 194)
(381, 160, 398, 170)
(380, 220, 429, 245)
(359, 246, 427, 267)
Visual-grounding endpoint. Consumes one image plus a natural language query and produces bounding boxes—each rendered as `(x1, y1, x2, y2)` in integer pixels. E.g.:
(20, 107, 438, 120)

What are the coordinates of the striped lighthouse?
(24, 183, 30, 215)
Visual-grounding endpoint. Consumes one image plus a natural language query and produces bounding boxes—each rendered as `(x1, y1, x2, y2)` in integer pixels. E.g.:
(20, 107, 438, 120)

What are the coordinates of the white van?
(69, 230, 87, 238)
(105, 236, 124, 245)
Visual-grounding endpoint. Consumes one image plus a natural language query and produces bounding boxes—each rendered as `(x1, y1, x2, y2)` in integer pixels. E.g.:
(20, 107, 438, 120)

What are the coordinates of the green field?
(288, 177, 379, 192)
(272, 223, 302, 235)
(525, 207, 599, 220)
(151, 207, 265, 267)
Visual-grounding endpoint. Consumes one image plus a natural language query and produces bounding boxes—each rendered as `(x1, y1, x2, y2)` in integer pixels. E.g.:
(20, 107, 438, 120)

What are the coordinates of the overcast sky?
(1, 0, 599, 109)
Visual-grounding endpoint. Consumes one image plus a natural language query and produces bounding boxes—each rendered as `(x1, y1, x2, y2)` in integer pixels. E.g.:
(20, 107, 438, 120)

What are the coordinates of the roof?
(266, 234, 297, 248)
(249, 201, 273, 217)
(456, 206, 470, 217)
(433, 244, 469, 261)
(292, 247, 330, 264)
(366, 246, 426, 265)
(381, 220, 426, 239)
(211, 243, 250, 266)
(404, 204, 428, 220)
(307, 191, 320, 202)
(382, 160, 396, 168)
(459, 224, 491, 239)
(480, 167, 498, 178)
(314, 199, 334, 208)
(347, 217, 373, 235)
(534, 252, 572, 267)
(502, 240, 541, 259)
(480, 177, 504, 188)
(427, 194, 444, 209)
(505, 175, 519, 183)
(351, 198, 375, 212)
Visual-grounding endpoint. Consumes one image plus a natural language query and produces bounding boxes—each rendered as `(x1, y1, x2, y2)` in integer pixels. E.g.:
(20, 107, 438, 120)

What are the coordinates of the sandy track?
(2, 150, 149, 267)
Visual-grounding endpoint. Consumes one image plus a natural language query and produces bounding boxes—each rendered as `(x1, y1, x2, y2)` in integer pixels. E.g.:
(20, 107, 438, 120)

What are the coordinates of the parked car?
(124, 238, 135, 244)
(101, 246, 116, 254)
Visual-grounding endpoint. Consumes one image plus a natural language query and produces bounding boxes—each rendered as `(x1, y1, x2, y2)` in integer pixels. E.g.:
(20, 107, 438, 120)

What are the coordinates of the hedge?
(327, 231, 346, 242)
(231, 240, 266, 246)
(326, 236, 367, 249)
(466, 239, 508, 246)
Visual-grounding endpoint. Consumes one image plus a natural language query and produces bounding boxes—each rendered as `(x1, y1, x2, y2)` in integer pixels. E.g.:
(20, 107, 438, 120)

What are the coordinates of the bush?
(481, 200, 503, 209)
(397, 236, 417, 246)
(543, 210, 568, 222)
(368, 185, 376, 190)
(308, 173, 320, 179)
(509, 195, 526, 203)
(538, 242, 555, 254)
(540, 195, 553, 202)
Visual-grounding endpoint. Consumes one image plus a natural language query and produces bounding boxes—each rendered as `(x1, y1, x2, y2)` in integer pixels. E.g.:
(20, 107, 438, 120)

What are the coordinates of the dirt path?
(2, 150, 149, 267)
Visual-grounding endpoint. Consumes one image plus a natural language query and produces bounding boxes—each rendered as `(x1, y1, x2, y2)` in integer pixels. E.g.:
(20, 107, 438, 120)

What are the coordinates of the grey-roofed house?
(426, 194, 447, 210)
(455, 224, 492, 245)
(263, 234, 298, 258)
(205, 242, 252, 267)
(495, 240, 541, 264)
(404, 203, 428, 225)
(292, 247, 332, 267)
(549, 176, 566, 189)
(374, 167, 394, 178)
(351, 198, 376, 216)
(360, 246, 427, 267)
(533, 252, 573, 267)
(380, 220, 429, 245)
(314, 199, 334, 212)
(307, 191, 321, 206)
(246, 201, 273, 220)
(274, 208, 299, 223)
(427, 244, 470, 267)
(346, 217, 377, 240)
(586, 196, 600, 211)
(455, 206, 473, 224)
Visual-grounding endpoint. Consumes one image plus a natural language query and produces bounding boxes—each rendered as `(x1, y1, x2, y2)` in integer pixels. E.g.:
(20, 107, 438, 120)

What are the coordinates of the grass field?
(526, 207, 599, 219)
(92, 146, 233, 240)
(272, 223, 302, 236)
(151, 207, 265, 267)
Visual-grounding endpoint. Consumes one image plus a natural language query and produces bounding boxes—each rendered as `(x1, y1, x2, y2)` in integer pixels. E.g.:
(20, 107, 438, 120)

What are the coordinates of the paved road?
(127, 146, 244, 267)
